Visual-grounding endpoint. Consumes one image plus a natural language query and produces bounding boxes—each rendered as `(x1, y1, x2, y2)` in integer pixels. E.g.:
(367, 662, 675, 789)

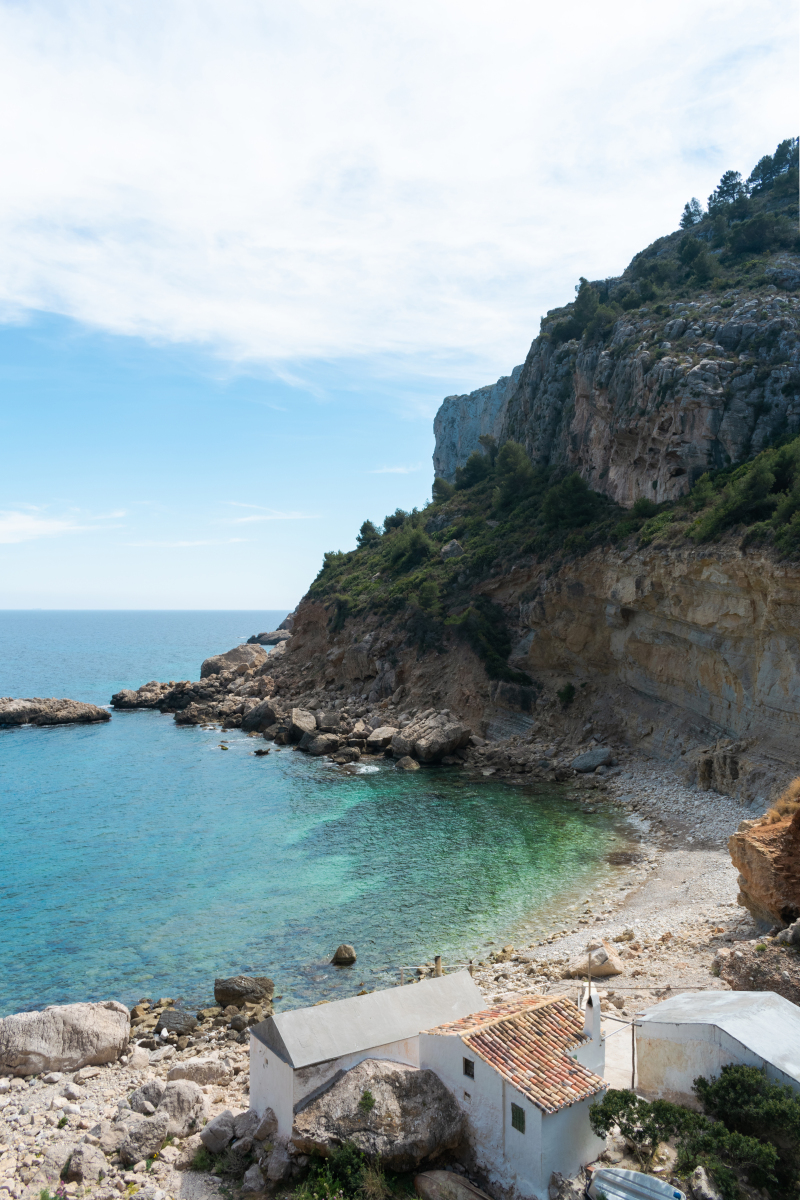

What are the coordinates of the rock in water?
(415, 1172, 494, 1200)
(200, 644, 268, 678)
(290, 1058, 464, 1170)
(390, 712, 471, 763)
(241, 699, 281, 732)
(570, 747, 613, 772)
(366, 726, 399, 752)
(214, 975, 275, 1007)
(0, 698, 111, 726)
(290, 707, 317, 741)
(395, 756, 420, 771)
(331, 944, 357, 965)
(0, 1000, 130, 1076)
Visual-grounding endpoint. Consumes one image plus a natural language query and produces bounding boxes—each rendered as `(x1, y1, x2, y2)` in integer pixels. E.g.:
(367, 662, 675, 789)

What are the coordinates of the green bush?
(388, 526, 433, 573)
(432, 476, 454, 501)
(449, 596, 531, 683)
(557, 683, 576, 707)
(542, 473, 600, 530)
(455, 451, 492, 490)
(356, 520, 381, 548)
(495, 441, 536, 507)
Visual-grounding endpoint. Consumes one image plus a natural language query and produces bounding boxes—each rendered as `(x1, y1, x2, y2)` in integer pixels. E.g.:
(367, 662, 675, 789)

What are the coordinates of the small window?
(463, 1091, 471, 1101)
(511, 1103, 525, 1133)
(463, 1058, 474, 1078)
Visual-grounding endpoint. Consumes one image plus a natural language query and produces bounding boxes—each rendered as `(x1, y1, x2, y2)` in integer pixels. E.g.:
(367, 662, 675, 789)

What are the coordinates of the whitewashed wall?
(636, 1022, 800, 1106)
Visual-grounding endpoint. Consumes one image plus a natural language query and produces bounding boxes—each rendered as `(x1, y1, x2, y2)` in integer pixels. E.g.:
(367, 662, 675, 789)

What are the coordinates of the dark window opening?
(511, 1103, 525, 1133)
(463, 1058, 474, 1078)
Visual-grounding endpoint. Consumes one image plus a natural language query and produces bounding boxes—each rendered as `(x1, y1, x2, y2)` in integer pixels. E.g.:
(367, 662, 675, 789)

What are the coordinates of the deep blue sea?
(0, 611, 633, 1018)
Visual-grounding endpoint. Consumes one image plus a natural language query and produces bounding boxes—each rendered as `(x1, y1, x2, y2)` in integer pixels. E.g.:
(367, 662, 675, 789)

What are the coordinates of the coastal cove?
(0, 611, 635, 1018)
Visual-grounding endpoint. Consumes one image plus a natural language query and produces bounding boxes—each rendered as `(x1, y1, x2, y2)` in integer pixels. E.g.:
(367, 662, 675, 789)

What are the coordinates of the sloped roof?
(638, 990, 800, 1085)
(424, 994, 607, 1114)
(251, 969, 483, 1069)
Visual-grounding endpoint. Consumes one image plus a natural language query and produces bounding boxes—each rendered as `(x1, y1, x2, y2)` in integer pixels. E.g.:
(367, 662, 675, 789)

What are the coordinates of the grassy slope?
(306, 144, 800, 681)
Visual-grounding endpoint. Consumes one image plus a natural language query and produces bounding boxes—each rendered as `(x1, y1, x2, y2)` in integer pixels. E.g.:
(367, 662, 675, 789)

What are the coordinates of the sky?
(0, 0, 796, 608)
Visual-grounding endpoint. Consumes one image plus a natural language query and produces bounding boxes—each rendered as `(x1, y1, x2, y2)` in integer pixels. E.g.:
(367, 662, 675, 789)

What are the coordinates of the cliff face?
(728, 810, 800, 925)
(433, 366, 522, 482)
(434, 282, 800, 506)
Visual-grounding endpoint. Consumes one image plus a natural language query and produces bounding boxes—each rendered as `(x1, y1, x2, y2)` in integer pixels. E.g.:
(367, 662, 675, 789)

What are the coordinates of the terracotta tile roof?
(423, 994, 606, 1114)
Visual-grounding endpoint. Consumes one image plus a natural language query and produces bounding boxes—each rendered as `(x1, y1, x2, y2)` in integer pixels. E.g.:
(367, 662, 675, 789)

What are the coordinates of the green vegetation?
(590, 1067, 798, 1200)
(191, 1140, 255, 1180)
(358, 1089, 376, 1113)
(293, 1144, 411, 1200)
(542, 138, 798, 347)
(557, 683, 576, 707)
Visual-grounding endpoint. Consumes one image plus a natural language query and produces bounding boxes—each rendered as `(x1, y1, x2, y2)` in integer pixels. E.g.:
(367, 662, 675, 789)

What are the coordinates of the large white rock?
(157, 1079, 207, 1137)
(167, 1056, 233, 1086)
(0, 1001, 130, 1076)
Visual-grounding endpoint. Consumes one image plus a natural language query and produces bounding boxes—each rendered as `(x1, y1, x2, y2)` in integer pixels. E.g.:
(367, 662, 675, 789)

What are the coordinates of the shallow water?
(0, 611, 632, 1015)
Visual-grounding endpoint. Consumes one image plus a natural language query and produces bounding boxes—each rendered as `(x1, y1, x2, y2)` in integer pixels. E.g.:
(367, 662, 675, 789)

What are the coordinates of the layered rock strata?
(728, 809, 800, 925)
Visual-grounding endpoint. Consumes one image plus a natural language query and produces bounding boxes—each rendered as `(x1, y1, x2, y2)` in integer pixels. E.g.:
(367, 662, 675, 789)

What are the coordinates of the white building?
(636, 990, 800, 1106)
(249, 970, 483, 1137)
(419, 993, 607, 1200)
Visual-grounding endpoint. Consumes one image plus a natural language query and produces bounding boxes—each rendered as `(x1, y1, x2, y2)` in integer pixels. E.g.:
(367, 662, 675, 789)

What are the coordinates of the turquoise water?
(0, 612, 631, 1017)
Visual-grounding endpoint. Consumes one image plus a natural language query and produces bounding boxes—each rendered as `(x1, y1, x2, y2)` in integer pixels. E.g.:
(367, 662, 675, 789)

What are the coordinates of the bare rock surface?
(291, 1057, 464, 1169)
(0, 698, 110, 726)
(728, 809, 800, 926)
(200, 644, 267, 678)
(118, 1109, 170, 1165)
(391, 712, 471, 763)
(0, 1001, 129, 1076)
(157, 1079, 206, 1137)
(214, 975, 274, 1007)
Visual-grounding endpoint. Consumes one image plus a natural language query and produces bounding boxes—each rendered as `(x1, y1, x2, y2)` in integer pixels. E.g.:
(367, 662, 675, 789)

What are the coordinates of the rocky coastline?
(0, 698, 110, 727)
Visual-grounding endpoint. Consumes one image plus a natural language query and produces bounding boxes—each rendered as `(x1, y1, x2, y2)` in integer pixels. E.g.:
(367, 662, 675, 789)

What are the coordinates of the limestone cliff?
(433, 366, 523, 482)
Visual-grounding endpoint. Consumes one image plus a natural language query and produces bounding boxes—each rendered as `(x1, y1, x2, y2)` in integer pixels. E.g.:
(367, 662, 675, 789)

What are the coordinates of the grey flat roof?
(638, 990, 800, 1084)
(251, 970, 483, 1069)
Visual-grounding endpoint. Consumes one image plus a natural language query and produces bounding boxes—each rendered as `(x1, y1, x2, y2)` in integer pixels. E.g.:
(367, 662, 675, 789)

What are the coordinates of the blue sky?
(0, 0, 796, 607)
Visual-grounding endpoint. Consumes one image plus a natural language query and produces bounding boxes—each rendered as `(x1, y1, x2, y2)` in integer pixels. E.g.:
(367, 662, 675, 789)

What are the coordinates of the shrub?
(358, 1089, 376, 1113)
(356, 520, 381, 548)
(557, 683, 576, 707)
(432, 476, 455, 501)
(632, 498, 659, 518)
(455, 451, 492, 490)
(388, 526, 433, 573)
(542, 473, 600, 530)
(495, 441, 535, 507)
(383, 508, 409, 532)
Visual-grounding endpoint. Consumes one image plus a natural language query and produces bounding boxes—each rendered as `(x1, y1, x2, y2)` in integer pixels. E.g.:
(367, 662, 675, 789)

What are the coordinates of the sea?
(0, 610, 634, 1018)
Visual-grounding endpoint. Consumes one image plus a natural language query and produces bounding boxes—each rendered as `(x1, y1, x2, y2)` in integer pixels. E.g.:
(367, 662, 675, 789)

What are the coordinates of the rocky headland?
(0, 698, 110, 727)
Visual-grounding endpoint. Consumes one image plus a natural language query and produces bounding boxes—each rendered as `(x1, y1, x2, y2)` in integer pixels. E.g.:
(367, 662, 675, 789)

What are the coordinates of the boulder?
(290, 1058, 464, 1170)
(200, 645, 268, 678)
(0, 1000, 130, 1076)
(549, 1172, 587, 1200)
(366, 726, 398, 752)
(415, 1172, 493, 1200)
(396, 756, 420, 772)
(243, 1163, 266, 1192)
(167, 1056, 233, 1086)
(391, 712, 471, 763)
(440, 540, 464, 559)
(37, 1141, 80, 1185)
(290, 708, 317, 741)
(214, 975, 275, 1007)
(129, 1079, 166, 1113)
(63, 1143, 108, 1183)
(254, 1108, 278, 1141)
(570, 747, 613, 772)
(200, 1109, 236, 1154)
(88, 1120, 125, 1156)
(566, 940, 624, 979)
(307, 734, 341, 756)
(332, 747, 361, 763)
(174, 1132, 204, 1170)
(118, 1110, 170, 1165)
(0, 698, 111, 726)
(691, 1166, 723, 1200)
(331, 944, 357, 965)
(728, 809, 800, 926)
(316, 711, 342, 732)
(233, 1108, 262, 1140)
(157, 1079, 207, 1137)
(155, 1009, 197, 1036)
(241, 699, 281, 733)
(265, 1137, 292, 1182)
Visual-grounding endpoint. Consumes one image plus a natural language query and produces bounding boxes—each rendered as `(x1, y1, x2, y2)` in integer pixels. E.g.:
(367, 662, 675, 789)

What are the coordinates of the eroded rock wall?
(433, 286, 800, 506)
(728, 809, 800, 925)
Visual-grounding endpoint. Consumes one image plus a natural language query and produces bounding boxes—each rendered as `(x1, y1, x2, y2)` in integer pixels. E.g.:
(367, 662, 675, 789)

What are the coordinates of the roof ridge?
(458, 994, 560, 1033)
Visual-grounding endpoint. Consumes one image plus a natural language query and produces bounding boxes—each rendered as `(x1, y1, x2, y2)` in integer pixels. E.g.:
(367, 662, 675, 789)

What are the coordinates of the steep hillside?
(436, 139, 800, 506)
(187, 141, 800, 809)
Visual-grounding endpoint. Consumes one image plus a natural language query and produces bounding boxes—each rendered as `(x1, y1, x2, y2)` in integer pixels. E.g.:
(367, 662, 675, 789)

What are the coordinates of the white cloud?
(123, 538, 248, 547)
(369, 465, 422, 474)
(225, 512, 319, 524)
(0, 511, 85, 544)
(0, 1, 794, 378)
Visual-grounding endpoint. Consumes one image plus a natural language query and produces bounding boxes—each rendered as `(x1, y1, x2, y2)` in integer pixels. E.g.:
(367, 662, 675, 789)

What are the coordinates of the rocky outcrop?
(0, 698, 110, 726)
(714, 940, 800, 1004)
(433, 283, 800, 507)
(0, 1000, 130, 1076)
(247, 629, 292, 646)
(433, 367, 523, 482)
(201, 644, 268, 678)
(391, 711, 471, 762)
(214, 975, 275, 1007)
(291, 1058, 464, 1169)
(728, 809, 800, 925)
